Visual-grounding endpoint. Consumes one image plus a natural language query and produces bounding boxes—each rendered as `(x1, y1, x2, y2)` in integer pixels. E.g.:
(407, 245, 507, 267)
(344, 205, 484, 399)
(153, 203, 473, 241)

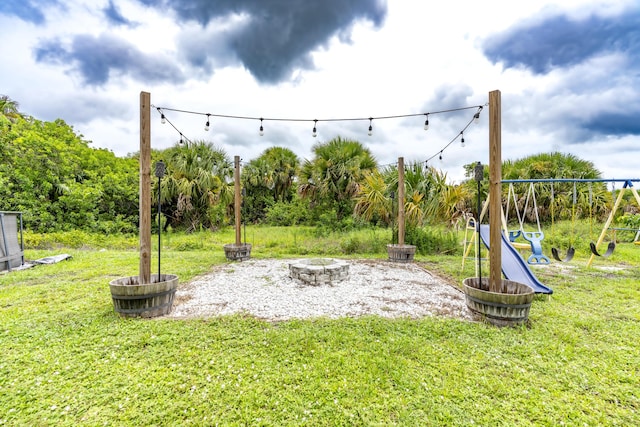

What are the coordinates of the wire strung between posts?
(152, 103, 487, 167)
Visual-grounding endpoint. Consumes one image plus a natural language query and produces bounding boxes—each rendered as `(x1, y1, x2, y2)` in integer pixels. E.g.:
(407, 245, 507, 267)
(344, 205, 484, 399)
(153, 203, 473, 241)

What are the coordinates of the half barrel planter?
(386, 244, 416, 263)
(224, 243, 252, 261)
(110, 274, 178, 318)
(462, 277, 534, 327)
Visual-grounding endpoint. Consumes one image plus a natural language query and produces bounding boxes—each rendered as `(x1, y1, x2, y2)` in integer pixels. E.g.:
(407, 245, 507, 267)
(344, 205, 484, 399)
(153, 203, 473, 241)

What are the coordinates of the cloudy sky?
(1, 0, 639, 183)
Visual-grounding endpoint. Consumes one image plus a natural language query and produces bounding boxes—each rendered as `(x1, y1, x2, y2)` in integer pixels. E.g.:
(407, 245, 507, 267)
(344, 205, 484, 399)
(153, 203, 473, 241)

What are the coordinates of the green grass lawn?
(1, 226, 639, 426)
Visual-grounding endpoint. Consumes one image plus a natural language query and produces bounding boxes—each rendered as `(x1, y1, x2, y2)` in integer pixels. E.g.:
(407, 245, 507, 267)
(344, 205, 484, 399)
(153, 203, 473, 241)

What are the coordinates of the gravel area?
(167, 258, 475, 322)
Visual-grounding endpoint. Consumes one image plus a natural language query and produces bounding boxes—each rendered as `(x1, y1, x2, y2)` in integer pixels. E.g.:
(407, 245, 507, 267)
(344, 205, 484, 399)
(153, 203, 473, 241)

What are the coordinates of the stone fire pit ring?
(289, 258, 349, 286)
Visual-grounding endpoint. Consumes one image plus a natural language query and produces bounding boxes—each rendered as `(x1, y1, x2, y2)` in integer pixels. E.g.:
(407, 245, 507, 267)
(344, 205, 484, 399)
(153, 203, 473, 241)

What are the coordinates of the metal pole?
(390, 191, 395, 245)
(155, 160, 165, 281)
(474, 161, 484, 285)
(242, 188, 246, 245)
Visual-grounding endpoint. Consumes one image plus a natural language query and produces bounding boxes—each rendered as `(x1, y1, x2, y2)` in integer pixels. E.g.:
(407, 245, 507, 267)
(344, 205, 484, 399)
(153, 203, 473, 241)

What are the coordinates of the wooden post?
(488, 90, 502, 293)
(139, 91, 151, 284)
(234, 155, 241, 245)
(398, 157, 405, 246)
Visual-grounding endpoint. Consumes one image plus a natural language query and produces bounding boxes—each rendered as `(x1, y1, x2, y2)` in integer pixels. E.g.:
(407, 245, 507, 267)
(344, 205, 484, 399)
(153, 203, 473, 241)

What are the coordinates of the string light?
(474, 106, 482, 123)
(204, 114, 210, 131)
(152, 102, 488, 164)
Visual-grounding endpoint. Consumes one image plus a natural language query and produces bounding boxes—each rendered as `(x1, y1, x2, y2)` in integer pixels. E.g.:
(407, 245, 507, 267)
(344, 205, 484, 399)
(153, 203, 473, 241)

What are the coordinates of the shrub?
(405, 226, 459, 255)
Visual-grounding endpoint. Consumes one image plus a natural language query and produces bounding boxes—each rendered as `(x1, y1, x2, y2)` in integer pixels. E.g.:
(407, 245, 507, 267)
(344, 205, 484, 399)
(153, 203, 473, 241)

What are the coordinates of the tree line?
(2, 95, 626, 235)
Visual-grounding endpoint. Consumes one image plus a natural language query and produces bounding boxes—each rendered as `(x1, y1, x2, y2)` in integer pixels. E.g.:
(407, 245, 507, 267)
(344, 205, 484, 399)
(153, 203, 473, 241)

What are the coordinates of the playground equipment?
(0, 212, 24, 272)
(500, 178, 640, 267)
(505, 182, 550, 265)
(550, 182, 576, 262)
(463, 217, 553, 294)
(586, 180, 640, 266)
(586, 182, 615, 258)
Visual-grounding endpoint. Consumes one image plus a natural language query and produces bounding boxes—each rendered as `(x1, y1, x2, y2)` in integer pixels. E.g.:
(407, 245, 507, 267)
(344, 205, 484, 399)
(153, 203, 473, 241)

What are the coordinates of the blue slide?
(478, 224, 553, 294)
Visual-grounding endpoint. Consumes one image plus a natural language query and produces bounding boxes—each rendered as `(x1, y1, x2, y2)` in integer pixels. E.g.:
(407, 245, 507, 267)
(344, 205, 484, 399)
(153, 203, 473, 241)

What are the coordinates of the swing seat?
(551, 246, 575, 263)
(508, 230, 521, 242)
(590, 241, 616, 258)
(522, 231, 550, 265)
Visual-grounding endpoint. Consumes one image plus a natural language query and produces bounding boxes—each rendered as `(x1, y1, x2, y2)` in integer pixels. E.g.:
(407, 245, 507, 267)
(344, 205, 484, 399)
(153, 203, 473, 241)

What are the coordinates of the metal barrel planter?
(463, 277, 534, 326)
(110, 274, 178, 318)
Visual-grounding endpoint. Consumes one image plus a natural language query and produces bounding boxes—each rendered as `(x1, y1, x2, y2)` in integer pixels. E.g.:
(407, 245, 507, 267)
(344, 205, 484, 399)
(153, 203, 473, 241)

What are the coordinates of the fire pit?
(289, 258, 349, 286)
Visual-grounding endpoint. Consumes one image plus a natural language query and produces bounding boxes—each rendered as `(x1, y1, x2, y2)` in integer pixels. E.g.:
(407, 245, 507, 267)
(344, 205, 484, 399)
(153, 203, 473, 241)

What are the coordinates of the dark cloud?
(0, 0, 59, 24)
(482, 9, 640, 74)
(104, 0, 135, 26)
(482, 8, 640, 139)
(35, 34, 185, 85)
(31, 0, 386, 86)
(583, 111, 640, 136)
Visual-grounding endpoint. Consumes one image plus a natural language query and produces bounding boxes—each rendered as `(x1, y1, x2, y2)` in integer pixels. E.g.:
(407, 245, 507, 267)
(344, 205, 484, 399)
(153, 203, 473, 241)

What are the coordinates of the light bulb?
(312, 120, 317, 137)
(474, 113, 480, 124)
(461, 137, 465, 147)
(424, 114, 429, 130)
(439, 153, 443, 162)
(259, 119, 264, 136)
(368, 118, 373, 136)
(161, 114, 166, 124)
(204, 115, 210, 131)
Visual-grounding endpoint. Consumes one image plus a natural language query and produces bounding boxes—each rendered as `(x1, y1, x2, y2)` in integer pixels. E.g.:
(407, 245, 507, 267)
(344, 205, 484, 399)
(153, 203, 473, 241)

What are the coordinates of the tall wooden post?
(398, 157, 406, 246)
(234, 155, 242, 245)
(139, 91, 151, 284)
(489, 90, 502, 292)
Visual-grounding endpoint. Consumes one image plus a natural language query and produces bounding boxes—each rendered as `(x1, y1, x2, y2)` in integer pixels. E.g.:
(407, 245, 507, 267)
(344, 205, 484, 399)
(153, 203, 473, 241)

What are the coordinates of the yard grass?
(1, 225, 639, 426)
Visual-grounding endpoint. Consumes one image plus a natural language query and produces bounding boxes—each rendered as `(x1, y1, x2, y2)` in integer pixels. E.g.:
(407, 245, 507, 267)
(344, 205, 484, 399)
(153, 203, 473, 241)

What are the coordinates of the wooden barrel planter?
(109, 274, 178, 318)
(462, 277, 534, 327)
(386, 244, 416, 263)
(224, 243, 252, 261)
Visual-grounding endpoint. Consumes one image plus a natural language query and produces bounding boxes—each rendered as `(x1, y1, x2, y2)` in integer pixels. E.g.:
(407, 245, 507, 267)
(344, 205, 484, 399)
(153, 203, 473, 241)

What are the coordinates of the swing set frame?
(501, 178, 640, 267)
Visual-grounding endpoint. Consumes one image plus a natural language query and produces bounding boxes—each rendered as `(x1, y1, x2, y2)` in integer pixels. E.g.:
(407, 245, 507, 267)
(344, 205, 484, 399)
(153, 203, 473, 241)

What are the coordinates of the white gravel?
(167, 258, 475, 322)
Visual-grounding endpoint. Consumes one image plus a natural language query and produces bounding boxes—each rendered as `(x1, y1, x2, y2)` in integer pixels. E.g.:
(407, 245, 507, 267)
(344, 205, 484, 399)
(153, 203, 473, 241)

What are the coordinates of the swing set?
(502, 178, 640, 267)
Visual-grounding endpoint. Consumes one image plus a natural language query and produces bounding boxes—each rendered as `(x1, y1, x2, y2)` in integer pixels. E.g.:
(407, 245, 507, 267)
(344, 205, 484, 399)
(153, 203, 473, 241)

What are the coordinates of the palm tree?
(159, 140, 232, 231)
(298, 137, 377, 220)
(241, 147, 299, 222)
(0, 95, 23, 121)
(259, 146, 300, 202)
(354, 170, 391, 224)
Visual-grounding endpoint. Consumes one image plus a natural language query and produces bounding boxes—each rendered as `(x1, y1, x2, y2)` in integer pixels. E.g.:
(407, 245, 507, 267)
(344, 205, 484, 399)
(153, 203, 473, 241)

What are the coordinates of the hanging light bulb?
(161, 113, 166, 124)
(179, 134, 184, 145)
(368, 118, 373, 136)
(312, 120, 317, 137)
(259, 118, 264, 136)
(460, 131, 465, 147)
(204, 114, 210, 131)
(439, 152, 443, 162)
(474, 106, 482, 123)
(423, 114, 429, 130)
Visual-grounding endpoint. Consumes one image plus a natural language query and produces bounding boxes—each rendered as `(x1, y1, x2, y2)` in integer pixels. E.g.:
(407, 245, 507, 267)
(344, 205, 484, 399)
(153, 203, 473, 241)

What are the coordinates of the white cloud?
(1, 0, 638, 185)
